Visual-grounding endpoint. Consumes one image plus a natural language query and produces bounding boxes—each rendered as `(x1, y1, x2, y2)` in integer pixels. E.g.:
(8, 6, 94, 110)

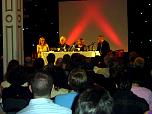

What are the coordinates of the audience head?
(30, 72, 53, 98)
(129, 64, 146, 86)
(7, 65, 27, 86)
(68, 68, 88, 93)
(115, 69, 132, 91)
(71, 53, 86, 68)
(92, 56, 103, 67)
(24, 56, 33, 67)
(75, 87, 113, 114)
(6, 59, 19, 72)
(5, 59, 19, 80)
(104, 54, 113, 67)
(133, 56, 145, 68)
(128, 51, 139, 64)
(55, 57, 63, 68)
(62, 54, 71, 64)
(33, 58, 44, 71)
(47, 53, 55, 64)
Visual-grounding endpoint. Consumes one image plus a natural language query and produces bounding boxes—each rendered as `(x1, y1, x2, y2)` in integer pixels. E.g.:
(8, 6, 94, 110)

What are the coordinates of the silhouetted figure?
(74, 86, 113, 114)
(97, 35, 110, 58)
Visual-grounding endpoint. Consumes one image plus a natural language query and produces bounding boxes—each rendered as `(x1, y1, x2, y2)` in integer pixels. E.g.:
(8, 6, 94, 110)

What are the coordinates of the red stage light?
(66, 0, 124, 49)
(66, 14, 90, 45)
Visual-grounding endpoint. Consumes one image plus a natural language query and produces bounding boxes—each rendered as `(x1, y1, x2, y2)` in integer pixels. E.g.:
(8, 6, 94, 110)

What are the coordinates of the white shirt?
(17, 98, 72, 114)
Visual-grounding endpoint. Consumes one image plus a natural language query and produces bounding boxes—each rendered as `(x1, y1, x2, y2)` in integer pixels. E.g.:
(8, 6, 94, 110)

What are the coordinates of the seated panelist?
(58, 36, 70, 51)
(37, 36, 49, 58)
(75, 38, 86, 51)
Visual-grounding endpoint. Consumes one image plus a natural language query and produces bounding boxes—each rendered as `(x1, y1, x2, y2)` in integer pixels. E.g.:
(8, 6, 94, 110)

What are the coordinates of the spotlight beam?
(66, 0, 124, 48)
(66, 14, 90, 45)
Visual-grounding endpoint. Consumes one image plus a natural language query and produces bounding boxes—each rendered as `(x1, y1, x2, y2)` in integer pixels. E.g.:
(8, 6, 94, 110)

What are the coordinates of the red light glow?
(66, 0, 124, 48)
(66, 14, 90, 45)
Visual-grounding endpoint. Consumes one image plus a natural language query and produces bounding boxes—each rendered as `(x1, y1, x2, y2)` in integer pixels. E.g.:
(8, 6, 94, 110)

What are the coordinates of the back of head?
(62, 54, 71, 64)
(7, 60, 19, 72)
(7, 65, 27, 86)
(68, 68, 87, 92)
(134, 57, 145, 68)
(71, 53, 86, 68)
(47, 53, 55, 64)
(115, 69, 132, 91)
(75, 87, 113, 114)
(129, 51, 138, 62)
(33, 58, 44, 71)
(30, 72, 53, 97)
(55, 58, 63, 68)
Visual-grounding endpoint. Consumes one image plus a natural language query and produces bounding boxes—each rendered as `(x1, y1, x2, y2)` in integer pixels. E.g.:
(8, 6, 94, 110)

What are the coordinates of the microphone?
(91, 42, 96, 45)
(88, 42, 96, 47)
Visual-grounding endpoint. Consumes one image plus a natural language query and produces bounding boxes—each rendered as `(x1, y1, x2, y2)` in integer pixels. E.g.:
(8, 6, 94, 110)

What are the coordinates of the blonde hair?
(59, 36, 66, 44)
(39, 37, 46, 45)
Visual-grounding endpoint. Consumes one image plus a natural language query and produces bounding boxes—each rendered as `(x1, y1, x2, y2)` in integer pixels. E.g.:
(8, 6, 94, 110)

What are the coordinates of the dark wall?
(23, 0, 59, 56)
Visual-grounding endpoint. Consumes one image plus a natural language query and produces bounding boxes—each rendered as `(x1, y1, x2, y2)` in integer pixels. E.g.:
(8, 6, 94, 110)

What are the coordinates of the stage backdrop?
(59, 0, 128, 51)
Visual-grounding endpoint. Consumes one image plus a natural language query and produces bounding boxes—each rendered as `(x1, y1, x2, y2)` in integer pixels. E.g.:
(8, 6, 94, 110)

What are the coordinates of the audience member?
(128, 51, 139, 67)
(43, 53, 55, 73)
(112, 69, 149, 114)
(17, 72, 72, 114)
(70, 53, 86, 69)
(55, 58, 63, 68)
(74, 86, 113, 114)
(62, 54, 71, 72)
(134, 56, 145, 68)
(33, 58, 44, 72)
(54, 68, 88, 109)
(130, 67, 152, 110)
(53, 57, 69, 89)
(2, 65, 32, 113)
(24, 56, 34, 81)
(1, 60, 20, 88)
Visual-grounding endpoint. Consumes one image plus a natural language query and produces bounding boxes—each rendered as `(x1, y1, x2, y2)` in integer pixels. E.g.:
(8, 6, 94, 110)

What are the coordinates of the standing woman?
(37, 36, 49, 58)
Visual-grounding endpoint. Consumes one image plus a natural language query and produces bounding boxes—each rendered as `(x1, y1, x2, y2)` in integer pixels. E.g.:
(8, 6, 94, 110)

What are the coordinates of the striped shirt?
(17, 98, 72, 114)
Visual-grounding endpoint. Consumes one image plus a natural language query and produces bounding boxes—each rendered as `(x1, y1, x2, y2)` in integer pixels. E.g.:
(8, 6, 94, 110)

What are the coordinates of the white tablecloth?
(41, 51, 100, 65)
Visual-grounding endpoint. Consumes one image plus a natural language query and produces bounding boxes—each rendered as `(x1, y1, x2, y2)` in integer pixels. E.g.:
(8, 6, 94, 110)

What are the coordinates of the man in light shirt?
(17, 72, 72, 114)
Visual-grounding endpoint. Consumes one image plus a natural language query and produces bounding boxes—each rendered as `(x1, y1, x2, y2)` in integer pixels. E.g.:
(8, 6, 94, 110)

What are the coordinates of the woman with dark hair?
(74, 86, 113, 114)
(1, 65, 32, 113)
